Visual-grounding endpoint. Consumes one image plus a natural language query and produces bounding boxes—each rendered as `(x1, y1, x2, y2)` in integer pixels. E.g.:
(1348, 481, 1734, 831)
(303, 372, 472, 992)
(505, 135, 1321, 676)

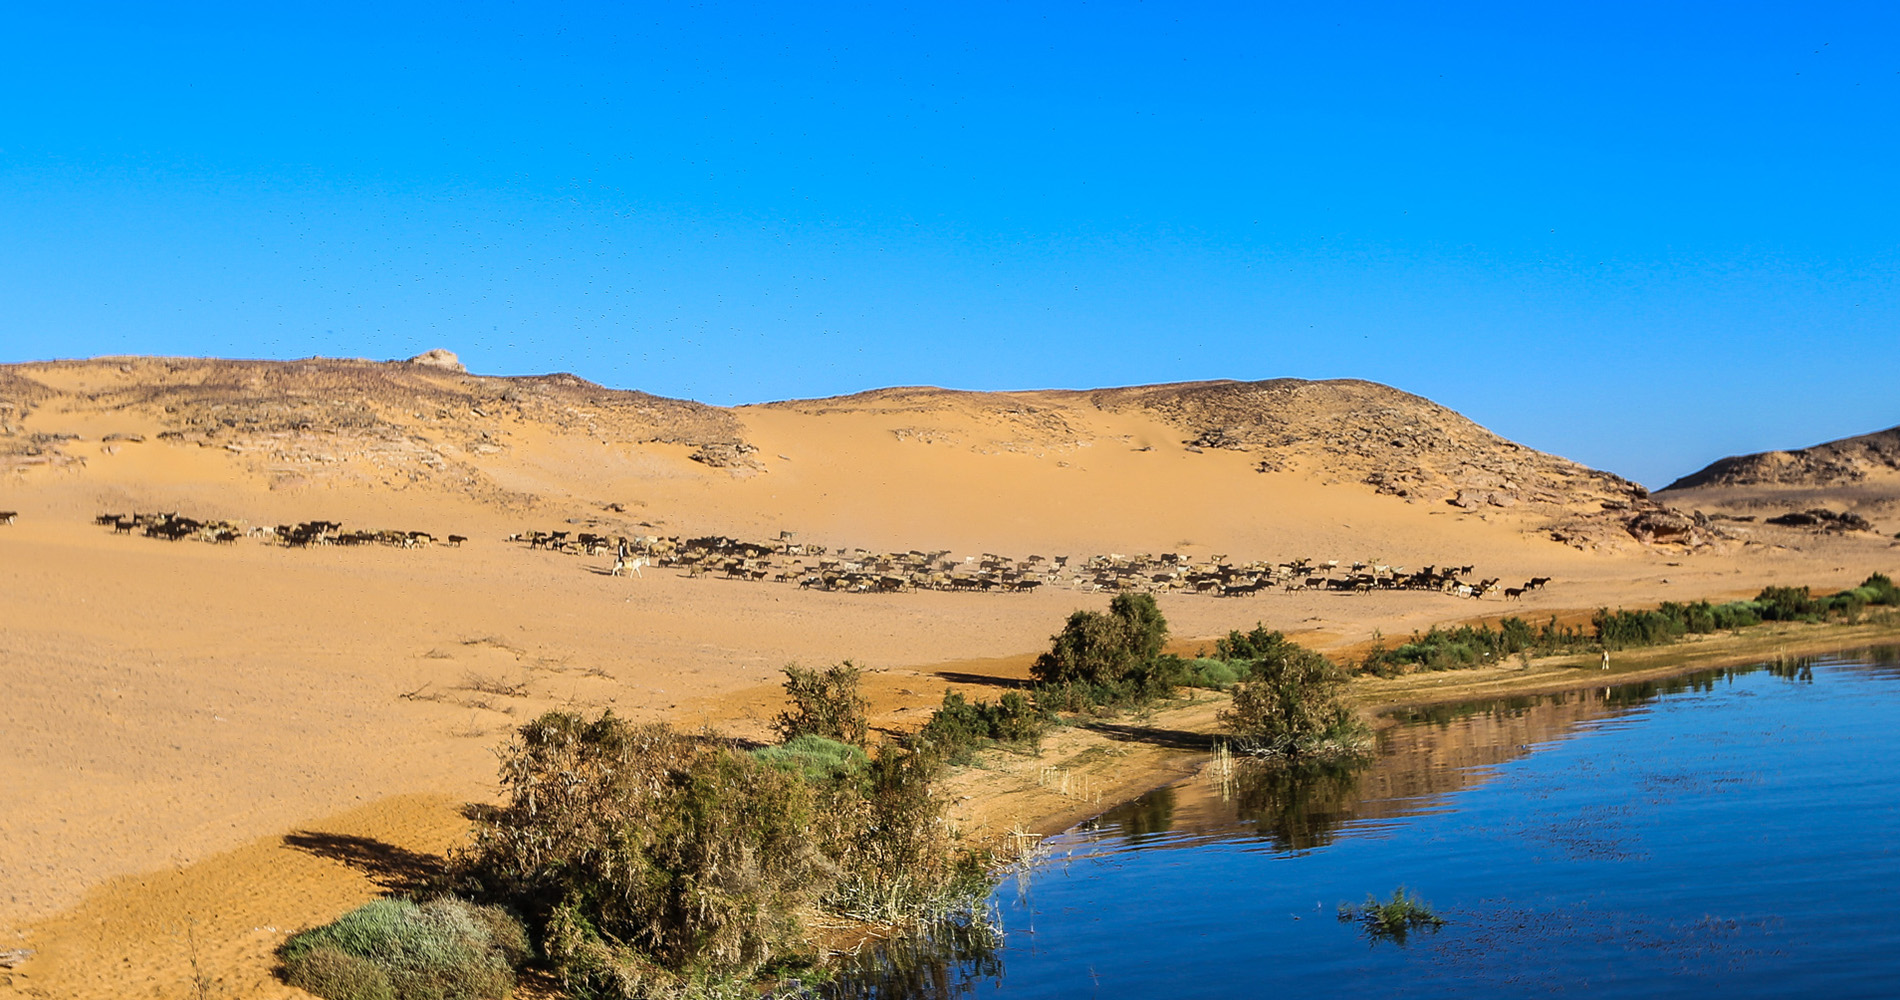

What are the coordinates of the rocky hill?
(1655, 424, 1900, 539)
(1662, 426, 1900, 491)
(1082, 378, 1647, 512)
(0, 353, 745, 500)
(758, 377, 1669, 550)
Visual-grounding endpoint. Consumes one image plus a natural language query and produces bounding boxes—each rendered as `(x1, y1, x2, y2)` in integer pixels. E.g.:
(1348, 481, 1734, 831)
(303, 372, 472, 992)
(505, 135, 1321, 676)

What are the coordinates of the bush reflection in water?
(819, 908, 1003, 1000)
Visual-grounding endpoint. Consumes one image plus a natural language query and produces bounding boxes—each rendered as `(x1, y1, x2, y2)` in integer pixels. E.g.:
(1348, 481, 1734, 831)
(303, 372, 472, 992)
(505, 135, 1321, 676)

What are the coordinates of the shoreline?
(1352, 616, 1900, 711)
(942, 615, 1900, 846)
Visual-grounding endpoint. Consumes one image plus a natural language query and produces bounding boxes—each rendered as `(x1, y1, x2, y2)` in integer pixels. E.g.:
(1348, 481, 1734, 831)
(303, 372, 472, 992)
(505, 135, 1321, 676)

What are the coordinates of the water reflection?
(1083, 647, 1893, 850)
(833, 645, 1900, 997)
(1226, 760, 1367, 852)
(820, 909, 1003, 1000)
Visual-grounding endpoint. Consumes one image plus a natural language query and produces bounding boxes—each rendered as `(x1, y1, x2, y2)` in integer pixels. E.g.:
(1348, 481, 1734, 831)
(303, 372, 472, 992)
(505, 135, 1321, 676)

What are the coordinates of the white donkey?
(613, 554, 648, 578)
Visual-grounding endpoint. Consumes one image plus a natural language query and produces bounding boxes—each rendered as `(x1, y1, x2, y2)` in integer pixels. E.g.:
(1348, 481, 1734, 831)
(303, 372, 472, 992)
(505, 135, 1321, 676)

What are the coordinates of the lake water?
(838, 646, 1900, 999)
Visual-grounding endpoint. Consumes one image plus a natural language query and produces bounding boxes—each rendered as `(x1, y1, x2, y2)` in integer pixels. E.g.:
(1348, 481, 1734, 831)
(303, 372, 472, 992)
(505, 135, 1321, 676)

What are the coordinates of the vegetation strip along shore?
(267, 574, 1898, 999)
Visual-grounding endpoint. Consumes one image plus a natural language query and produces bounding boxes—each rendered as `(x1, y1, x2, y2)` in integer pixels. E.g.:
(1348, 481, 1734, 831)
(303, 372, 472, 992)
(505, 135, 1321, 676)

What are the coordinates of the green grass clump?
(1337, 887, 1446, 942)
(1184, 657, 1241, 690)
(752, 733, 870, 782)
(280, 897, 528, 1000)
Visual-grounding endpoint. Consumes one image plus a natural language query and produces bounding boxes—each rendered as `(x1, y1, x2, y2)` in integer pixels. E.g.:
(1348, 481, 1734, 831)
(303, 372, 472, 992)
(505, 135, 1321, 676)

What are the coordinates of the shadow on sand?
(927, 670, 1033, 690)
(1078, 721, 1220, 751)
(283, 831, 446, 894)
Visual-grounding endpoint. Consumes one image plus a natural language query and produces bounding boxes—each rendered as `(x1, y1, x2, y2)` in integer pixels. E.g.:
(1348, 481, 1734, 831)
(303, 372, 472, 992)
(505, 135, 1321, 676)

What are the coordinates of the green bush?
(280, 897, 526, 1000)
(1361, 617, 1589, 675)
(1029, 595, 1185, 711)
(1754, 585, 1821, 621)
(1218, 641, 1368, 758)
(915, 690, 1049, 764)
(1593, 608, 1687, 650)
(1031, 593, 1168, 689)
(1359, 574, 1893, 674)
(1859, 572, 1900, 605)
(752, 733, 869, 782)
(1215, 625, 1305, 663)
(776, 661, 871, 746)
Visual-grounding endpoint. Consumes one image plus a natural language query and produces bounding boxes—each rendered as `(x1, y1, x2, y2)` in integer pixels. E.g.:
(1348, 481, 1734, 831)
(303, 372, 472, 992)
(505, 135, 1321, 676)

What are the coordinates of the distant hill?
(0, 355, 742, 500)
(767, 378, 1648, 515)
(1661, 426, 1900, 491)
(1, 356, 1666, 552)
(1655, 424, 1900, 538)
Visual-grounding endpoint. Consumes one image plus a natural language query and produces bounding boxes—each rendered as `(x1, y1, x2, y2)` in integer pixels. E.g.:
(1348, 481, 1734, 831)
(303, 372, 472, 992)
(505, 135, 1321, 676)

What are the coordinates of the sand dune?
(1, 355, 1894, 999)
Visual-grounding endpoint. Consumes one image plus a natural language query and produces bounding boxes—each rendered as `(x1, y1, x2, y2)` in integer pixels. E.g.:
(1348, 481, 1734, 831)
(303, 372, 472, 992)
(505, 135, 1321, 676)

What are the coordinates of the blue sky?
(2, 2, 1896, 486)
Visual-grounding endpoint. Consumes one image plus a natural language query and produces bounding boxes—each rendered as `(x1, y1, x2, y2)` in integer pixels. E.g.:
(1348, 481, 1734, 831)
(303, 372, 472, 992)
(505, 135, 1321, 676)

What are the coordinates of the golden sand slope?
(1, 356, 1895, 999)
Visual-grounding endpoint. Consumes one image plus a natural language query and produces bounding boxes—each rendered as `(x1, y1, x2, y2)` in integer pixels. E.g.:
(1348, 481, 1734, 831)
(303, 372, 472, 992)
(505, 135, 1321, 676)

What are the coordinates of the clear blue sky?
(3, 2, 1896, 486)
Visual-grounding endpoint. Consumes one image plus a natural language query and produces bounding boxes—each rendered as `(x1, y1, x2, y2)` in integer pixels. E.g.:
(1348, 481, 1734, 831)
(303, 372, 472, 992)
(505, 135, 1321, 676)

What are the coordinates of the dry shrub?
(453, 713, 830, 996)
(284, 947, 393, 1000)
(819, 749, 991, 924)
(452, 711, 991, 998)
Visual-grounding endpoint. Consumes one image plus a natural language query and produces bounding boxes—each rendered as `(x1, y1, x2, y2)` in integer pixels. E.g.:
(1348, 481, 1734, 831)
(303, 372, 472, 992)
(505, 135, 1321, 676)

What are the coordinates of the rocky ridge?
(1662, 426, 1900, 491)
(0, 356, 746, 498)
(1083, 379, 1676, 547)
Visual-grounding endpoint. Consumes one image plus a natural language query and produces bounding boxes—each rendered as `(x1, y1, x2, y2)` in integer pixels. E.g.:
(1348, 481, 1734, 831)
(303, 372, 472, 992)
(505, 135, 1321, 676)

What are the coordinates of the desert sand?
(1, 356, 1894, 999)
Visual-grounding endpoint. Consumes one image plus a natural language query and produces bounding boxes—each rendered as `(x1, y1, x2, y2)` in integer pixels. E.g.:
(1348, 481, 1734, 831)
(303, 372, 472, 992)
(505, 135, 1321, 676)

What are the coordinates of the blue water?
(856, 647, 1900, 998)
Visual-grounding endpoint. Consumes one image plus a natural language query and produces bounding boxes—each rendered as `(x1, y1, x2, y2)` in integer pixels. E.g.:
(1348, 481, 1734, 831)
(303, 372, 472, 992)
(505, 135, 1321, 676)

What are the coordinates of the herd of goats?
(508, 527, 1552, 600)
(89, 511, 467, 549)
(61, 510, 1551, 600)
